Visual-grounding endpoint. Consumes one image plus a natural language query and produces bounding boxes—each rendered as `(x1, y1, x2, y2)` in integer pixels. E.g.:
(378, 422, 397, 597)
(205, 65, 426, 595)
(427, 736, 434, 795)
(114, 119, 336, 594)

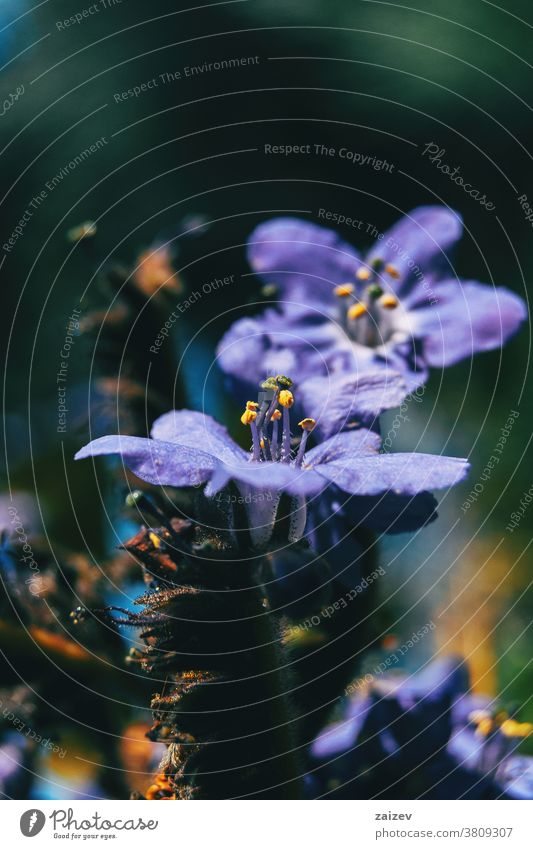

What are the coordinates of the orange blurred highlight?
(134, 245, 182, 297)
(435, 540, 516, 695)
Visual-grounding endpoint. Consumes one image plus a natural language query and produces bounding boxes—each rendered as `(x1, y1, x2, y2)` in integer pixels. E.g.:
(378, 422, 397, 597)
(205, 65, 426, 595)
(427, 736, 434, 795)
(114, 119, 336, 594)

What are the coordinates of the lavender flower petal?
(305, 429, 383, 466)
(311, 697, 372, 758)
(228, 460, 325, 496)
(310, 451, 470, 496)
(75, 435, 217, 488)
(151, 409, 248, 464)
(366, 206, 463, 293)
(298, 369, 409, 439)
(216, 314, 305, 392)
(247, 217, 360, 309)
(409, 279, 527, 367)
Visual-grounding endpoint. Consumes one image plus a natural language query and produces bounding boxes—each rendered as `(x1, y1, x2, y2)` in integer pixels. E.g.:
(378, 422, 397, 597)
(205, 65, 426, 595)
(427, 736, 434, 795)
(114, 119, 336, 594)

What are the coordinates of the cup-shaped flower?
(76, 396, 469, 549)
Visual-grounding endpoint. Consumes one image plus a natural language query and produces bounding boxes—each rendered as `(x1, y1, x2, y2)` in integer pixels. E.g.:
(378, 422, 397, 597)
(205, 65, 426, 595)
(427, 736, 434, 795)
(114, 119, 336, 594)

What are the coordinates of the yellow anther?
(385, 263, 401, 279)
(149, 532, 161, 549)
(298, 418, 316, 431)
(501, 720, 533, 738)
(271, 409, 282, 421)
(347, 303, 368, 321)
(379, 294, 399, 310)
(278, 390, 294, 408)
(470, 707, 533, 739)
(475, 718, 494, 737)
(356, 267, 372, 281)
(241, 409, 257, 425)
(260, 438, 265, 449)
(334, 283, 355, 298)
(245, 400, 259, 411)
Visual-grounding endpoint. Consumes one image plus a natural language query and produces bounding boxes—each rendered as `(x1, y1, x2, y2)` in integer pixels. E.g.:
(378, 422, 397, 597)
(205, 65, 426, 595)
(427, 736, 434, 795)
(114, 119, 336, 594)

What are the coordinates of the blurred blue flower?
(311, 656, 533, 799)
(218, 208, 526, 392)
(0, 731, 30, 799)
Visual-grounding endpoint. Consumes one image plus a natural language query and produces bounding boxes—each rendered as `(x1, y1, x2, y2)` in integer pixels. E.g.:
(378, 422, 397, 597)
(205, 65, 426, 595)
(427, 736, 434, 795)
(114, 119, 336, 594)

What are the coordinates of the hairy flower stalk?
(115, 500, 304, 800)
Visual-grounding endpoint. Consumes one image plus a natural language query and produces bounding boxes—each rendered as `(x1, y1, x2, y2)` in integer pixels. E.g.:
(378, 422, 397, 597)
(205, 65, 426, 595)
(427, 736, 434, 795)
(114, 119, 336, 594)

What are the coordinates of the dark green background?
(1, 0, 531, 721)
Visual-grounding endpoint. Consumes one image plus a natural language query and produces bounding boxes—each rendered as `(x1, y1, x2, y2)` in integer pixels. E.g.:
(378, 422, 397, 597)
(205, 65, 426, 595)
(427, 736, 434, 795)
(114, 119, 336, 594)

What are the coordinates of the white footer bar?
(3, 799, 532, 848)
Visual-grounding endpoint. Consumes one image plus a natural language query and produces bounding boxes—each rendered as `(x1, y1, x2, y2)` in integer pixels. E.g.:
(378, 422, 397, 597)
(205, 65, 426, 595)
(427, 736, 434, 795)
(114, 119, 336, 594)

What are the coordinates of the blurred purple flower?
(311, 656, 533, 799)
(218, 208, 526, 392)
(0, 732, 30, 799)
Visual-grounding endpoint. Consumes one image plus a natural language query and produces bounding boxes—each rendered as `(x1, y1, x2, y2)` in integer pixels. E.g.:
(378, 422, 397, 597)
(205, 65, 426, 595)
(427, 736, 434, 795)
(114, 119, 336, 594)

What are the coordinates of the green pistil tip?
(367, 284, 384, 300)
(371, 257, 384, 271)
(260, 374, 293, 391)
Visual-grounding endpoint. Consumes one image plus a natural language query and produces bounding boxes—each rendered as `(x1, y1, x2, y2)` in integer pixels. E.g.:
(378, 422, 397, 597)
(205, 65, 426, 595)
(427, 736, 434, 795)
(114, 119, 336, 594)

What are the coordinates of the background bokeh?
(1, 0, 532, 797)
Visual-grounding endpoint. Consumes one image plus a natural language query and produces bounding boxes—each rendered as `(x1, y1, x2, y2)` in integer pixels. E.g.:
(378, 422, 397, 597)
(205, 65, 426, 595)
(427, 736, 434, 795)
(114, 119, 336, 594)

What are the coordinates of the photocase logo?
(20, 810, 46, 837)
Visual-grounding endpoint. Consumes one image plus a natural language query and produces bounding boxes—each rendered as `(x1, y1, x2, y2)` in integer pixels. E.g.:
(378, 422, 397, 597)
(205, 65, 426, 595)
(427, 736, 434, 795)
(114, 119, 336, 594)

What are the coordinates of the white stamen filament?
(294, 429, 311, 468)
(250, 421, 261, 462)
(281, 406, 292, 462)
(271, 417, 280, 461)
(263, 391, 280, 428)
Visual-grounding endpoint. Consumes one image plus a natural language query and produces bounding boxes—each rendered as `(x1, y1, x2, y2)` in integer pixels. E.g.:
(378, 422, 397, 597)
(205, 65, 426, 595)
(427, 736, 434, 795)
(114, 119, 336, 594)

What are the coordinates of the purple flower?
(75, 379, 469, 548)
(230, 352, 412, 441)
(0, 732, 29, 798)
(218, 208, 526, 392)
(311, 656, 533, 799)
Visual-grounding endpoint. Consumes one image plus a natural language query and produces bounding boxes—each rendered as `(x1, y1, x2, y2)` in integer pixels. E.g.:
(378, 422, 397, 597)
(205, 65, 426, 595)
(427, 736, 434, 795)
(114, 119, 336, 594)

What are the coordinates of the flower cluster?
(74, 206, 528, 800)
